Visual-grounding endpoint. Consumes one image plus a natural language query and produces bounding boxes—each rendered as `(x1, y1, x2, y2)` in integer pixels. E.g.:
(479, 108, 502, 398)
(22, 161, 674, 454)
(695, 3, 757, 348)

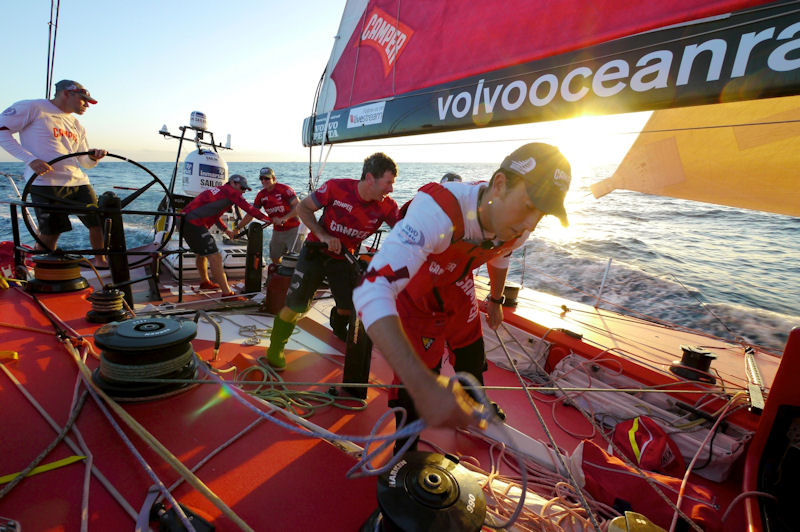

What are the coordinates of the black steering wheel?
(20, 151, 175, 268)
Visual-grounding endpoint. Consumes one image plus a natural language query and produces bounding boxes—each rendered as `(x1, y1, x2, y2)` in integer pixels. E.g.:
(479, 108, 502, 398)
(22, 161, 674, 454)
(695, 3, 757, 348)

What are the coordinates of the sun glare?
(542, 112, 652, 176)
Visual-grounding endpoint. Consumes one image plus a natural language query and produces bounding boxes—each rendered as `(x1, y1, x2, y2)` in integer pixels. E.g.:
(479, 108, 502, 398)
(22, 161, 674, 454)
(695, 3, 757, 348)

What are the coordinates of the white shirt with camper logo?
(0, 99, 97, 186)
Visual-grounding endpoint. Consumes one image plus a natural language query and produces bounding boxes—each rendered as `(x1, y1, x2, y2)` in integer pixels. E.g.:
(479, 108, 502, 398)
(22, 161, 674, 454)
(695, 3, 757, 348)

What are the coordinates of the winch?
(26, 253, 88, 293)
(86, 287, 128, 323)
(92, 317, 198, 401)
(361, 451, 486, 532)
(670, 344, 717, 384)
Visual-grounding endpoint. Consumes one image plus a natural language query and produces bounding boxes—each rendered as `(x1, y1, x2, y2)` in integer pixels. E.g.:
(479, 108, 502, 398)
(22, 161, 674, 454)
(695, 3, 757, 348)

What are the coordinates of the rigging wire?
(316, 116, 800, 149)
(495, 324, 707, 531)
(45, 0, 61, 99)
(505, 260, 769, 354)
(307, 68, 326, 192)
(492, 330, 603, 532)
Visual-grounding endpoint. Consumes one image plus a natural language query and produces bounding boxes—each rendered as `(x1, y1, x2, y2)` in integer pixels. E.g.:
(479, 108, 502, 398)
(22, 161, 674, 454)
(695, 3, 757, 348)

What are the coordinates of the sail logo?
(435, 19, 800, 122)
(359, 6, 414, 76)
(348, 101, 385, 128)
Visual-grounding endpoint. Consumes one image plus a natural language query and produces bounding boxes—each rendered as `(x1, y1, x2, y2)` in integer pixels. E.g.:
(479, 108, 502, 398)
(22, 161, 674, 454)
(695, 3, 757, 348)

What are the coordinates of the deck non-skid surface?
(0, 277, 757, 530)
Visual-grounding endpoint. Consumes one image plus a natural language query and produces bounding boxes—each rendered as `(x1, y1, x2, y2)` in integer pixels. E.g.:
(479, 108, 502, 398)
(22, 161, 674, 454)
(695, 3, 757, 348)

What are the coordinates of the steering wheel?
(20, 152, 175, 268)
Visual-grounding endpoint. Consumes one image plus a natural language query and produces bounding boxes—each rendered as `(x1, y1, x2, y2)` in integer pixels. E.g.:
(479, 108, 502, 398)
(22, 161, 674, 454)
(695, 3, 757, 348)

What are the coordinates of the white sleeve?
(0, 129, 37, 164)
(0, 102, 38, 164)
(353, 192, 455, 329)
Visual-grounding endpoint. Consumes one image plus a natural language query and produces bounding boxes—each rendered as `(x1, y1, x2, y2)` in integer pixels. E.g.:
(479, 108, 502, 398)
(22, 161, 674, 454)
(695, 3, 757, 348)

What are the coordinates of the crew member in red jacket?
(265, 153, 400, 371)
(353, 143, 572, 439)
(238, 166, 303, 265)
(182, 174, 270, 298)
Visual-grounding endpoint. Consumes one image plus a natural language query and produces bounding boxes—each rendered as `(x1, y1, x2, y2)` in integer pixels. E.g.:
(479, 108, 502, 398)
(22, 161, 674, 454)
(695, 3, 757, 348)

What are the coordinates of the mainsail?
(303, 0, 800, 146)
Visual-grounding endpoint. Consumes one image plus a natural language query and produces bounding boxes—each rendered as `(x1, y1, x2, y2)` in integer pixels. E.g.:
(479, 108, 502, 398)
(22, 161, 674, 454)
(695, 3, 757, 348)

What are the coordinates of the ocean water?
(1, 159, 797, 353)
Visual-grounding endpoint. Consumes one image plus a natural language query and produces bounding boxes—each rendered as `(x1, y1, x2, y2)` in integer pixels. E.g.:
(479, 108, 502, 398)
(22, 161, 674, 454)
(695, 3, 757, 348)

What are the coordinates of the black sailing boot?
(329, 306, 349, 342)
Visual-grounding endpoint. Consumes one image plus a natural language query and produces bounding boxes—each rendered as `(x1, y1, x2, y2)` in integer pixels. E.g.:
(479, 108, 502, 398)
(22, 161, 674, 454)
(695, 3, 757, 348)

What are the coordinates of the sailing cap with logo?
(228, 174, 251, 191)
(54, 80, 98, 104)
(500, 143, 571, 227)
(259, 167, 275, 179)
(440, 172, 462, 183)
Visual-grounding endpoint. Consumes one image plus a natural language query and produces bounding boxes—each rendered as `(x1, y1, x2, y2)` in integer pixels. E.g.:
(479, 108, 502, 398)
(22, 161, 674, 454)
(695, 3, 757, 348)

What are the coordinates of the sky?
(1, 1, 650, 168)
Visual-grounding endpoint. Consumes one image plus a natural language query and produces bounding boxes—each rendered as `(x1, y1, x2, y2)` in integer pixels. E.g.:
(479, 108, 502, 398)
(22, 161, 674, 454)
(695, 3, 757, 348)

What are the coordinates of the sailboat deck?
(0, 260, 773, 530)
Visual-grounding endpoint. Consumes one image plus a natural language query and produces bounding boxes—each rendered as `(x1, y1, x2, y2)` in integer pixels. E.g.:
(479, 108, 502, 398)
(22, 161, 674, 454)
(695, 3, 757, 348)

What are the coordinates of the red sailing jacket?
(401, 183, 517, 302)
(183, 183, 269, 229)
(307, 178, 400, 257)
(253, 183, 300, 232)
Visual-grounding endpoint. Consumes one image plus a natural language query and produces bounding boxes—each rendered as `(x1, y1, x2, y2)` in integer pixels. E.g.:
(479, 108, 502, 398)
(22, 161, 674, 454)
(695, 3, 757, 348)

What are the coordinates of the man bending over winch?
(181, 174, 270, 300)
(352, 143, 572, 450)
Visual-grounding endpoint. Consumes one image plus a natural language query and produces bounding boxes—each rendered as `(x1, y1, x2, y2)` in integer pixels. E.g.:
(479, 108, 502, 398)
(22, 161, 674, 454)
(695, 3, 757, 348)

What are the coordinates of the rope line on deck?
(496, 323, 708, 532)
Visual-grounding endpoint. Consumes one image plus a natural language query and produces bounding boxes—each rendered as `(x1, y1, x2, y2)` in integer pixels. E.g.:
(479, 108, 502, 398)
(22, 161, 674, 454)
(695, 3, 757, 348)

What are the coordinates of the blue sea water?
(1, 159, 798, 353)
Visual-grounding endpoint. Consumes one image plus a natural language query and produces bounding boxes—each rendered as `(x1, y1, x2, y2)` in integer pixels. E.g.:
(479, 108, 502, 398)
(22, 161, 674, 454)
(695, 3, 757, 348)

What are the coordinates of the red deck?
(0, 272, 789, 531)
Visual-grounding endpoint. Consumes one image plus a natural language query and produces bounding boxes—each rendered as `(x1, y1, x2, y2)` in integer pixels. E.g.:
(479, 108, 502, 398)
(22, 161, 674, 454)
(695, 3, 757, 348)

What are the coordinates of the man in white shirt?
(353, 143, 571, 437)
(0, 80, 107, 261)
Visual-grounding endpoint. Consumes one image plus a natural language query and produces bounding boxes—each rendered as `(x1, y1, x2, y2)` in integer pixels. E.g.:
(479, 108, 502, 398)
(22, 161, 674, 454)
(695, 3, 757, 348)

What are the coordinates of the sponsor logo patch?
(199, 163, 225, 179)
(509, 157, 536, 175)
(553, 168, 570, 191)
(52, 127, 78, 141)
(359, 6, 414, 77)
(333, 199, 353, 212)
(421, 337, 435, 350)
(399, 222, 424, 246)
(348, 101, 386, 128)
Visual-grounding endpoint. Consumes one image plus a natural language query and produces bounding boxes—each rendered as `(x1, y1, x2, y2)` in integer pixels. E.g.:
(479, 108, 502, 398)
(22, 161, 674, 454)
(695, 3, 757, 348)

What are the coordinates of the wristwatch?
(488, 295, 505, 305)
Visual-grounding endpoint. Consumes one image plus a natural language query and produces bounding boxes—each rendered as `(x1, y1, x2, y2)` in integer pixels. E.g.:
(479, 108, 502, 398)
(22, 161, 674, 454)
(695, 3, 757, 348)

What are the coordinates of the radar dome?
(182, 149, 228, 196)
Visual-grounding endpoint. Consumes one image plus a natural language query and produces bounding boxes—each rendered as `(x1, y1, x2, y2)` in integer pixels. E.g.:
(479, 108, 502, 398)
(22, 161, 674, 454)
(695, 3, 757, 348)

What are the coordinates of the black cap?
(54, 80, 97, 104)
(500, 143, 571, 227)
(228, 174, 251, 191)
